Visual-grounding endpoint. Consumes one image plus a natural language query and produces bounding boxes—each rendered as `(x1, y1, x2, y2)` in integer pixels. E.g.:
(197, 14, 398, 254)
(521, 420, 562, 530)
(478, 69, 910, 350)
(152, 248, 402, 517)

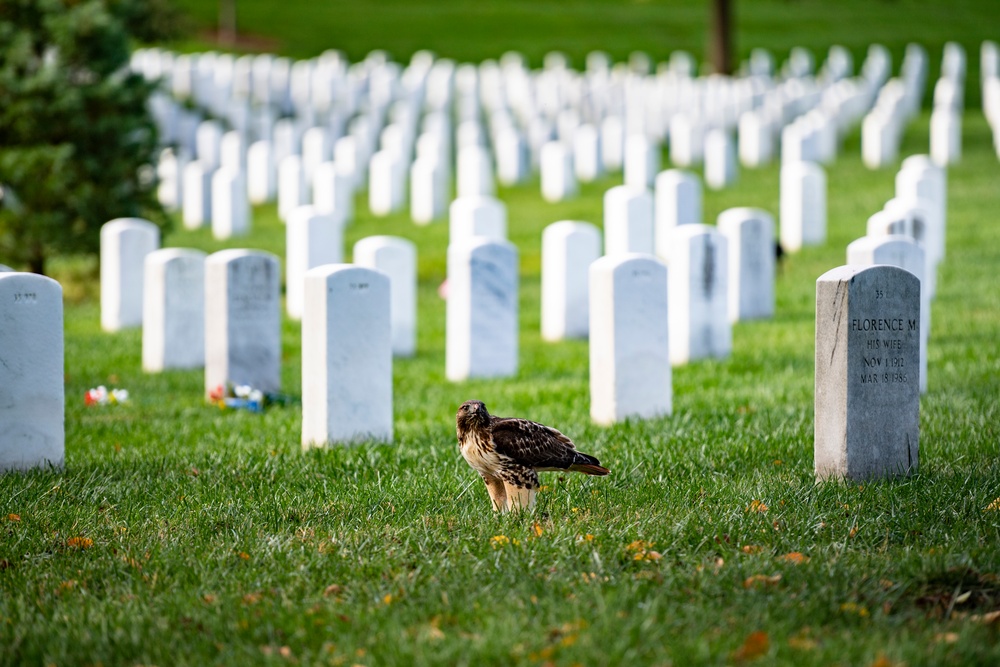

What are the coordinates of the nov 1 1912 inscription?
(815, 265, 920, 481)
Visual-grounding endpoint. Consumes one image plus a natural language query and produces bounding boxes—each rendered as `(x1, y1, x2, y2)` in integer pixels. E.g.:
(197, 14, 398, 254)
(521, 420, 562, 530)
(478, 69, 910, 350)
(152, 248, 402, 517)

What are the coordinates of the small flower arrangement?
(84, 386, 129, 406)
(209, 383, 265, 413)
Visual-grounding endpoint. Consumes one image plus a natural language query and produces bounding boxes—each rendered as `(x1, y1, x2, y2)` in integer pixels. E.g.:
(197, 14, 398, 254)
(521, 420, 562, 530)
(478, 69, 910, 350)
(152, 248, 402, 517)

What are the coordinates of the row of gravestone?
(139, 38, 911, 238)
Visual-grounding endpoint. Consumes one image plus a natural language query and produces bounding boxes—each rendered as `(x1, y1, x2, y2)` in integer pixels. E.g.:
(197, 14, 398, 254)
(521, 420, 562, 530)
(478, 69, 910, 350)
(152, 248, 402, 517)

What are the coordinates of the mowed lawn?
(3, 1, 1000, 665)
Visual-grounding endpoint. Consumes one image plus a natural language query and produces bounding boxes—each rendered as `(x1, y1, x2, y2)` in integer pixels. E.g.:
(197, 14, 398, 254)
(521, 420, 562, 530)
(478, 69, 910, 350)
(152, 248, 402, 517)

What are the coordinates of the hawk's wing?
(489, 418, 580, 470)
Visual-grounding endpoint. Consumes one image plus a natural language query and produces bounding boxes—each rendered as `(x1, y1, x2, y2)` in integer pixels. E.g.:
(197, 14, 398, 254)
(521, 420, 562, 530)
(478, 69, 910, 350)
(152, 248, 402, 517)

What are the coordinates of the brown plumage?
(455, 400, 609, 512)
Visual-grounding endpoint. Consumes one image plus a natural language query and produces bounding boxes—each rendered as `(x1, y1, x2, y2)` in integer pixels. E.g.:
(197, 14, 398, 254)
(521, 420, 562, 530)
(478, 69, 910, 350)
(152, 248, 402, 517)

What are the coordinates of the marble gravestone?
(410, 157, 447, 224)
(847, 235, 928, 393)
(286, 206, 343, 320)
(449, 196, 507, 246)
(815, 265, 920, 481)
(204, 250, 281, 398)
(247, 140, 276, 204)
(654, 169, 702, 258)
(623, 134, 659, 190)
(589, 254, 671, 425)
(446, 238, 519, 381)
(100, 218, 160, 332)
(142, 248, 206, 372)
(541, 221, 602, 341)
(182, 160, 213, 230)
(301, 265, 393, 447)
(0, 273, 64, 472)
(718, 208, 776, 322)
(667, 224, 730, 365)
(457, 145, 495, 198)
(604, 185, 654, 256)
(353, 236, 417, 358)
(211, 167, 250, 240)
(704, 129, 737, 190)
(368, 149, 406, 216)
(278, 154, 308, 222)
(780, 161, 826, 253)
(540, 140, 577, 203)
(313, 160, 354, 225)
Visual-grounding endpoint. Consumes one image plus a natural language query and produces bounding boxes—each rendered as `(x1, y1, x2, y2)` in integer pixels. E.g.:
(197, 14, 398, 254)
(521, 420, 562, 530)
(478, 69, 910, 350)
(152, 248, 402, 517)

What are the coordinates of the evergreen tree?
(0, 0, 177, 274)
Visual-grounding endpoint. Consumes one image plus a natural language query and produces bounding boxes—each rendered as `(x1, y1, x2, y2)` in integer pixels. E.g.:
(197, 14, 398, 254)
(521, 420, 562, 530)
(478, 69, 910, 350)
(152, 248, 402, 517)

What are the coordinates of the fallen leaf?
(741, 545, 763, 554)
(779, 552, 810, 565)
(747, 500, 769, 514)
(203, 594, 217, 604)
(840, 602, 869, 617)
(66, 537, 93, 549)
(731, 630, 770, 661)
(324, 584, 343, 597)
(984, 497, 1000, 511)
(869, 654, 902, 667)
(382, 593, 393, 605)
(238, 551, 250, 561)
(490, 535, 510, 548)
(934, 632, 959, 644)
(953, 591, 971, 604)
(7, 514, 20, 522)
(971, 610, 1000, 625)
(532, 522, 544, 537)
(743, 574, 782, 588)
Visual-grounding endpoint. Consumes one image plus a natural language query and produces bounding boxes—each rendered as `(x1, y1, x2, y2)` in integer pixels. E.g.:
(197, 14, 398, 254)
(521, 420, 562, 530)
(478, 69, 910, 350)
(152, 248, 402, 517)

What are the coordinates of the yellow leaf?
(203, 594, 217, 604)
(971, 610, 1000, 625)
(779, 552, 810, 565)
(324, 584, 343, 597)
(869, 654, 902, 667)
(382, 593, 393, 605)
(645, 551, 663, 561)
(741, 545, 762, 554)
(238, 551, 250, 561)
(532, 522, 543, 537)
(7, 514, 20, 522)
(743, 574, 782, 588)
(731, 630, 770, 661)
(746, 500, 769, 513)
(66, 537, 93, 549)
(490, 535, 510, 548)
(985, 497, 1000, 511)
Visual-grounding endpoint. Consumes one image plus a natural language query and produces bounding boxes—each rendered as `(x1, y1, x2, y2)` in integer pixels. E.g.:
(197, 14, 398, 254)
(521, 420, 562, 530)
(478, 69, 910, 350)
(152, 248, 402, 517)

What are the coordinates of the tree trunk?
(710, 0, 734, 75)
(219, 0, 236, 46)
(28, 253, 45, 276)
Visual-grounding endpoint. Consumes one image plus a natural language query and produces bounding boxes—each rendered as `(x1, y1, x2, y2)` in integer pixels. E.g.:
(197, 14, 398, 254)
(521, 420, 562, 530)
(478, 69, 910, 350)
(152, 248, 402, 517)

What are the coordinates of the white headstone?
(247, 140, 276, 204)
(195, 120, 223, 169)
(704, 129, 738, 190)
(573, 124, 603, 182)
(278, 154, 308, 222)
(738, 111, 773, 167)
(353, 236, 417, 357)
(302, 265, 393, 446)
(779, 161, 827, 252)
(815, 265, 920, 481)
(589, 254, 671, 425)
(457, 145, 495, 198)
(211, 167, 251, 240)
(204, 249, 281, 398)
(0, 273, 64, 472)
(182, 160, 213, 230)
(601, 116, 625, 172)
(930, 107, 961, 166)
(449, 195, 507, 246)
(220, 131, 245, 173)
(604, 185, 654, 256)
(669, 114, 704, 167)
(654, 169, 702, 259)
(142, 248, 206, 372)
(410, 157, 447, 224)
(495, 127, 529, 186)
(540, 141, 577, 203)
(445, 238, 518, 381)
(369, 149, 407, 216)
(541, 221, 602, 341)
(286, 206, 343, 320)
(896, 156, 946, 264)
(312, 160, 354, 225)
(100, 218, 160, 332)
(718, 208, 776, 322)
(156, 148, 186, 211)
(847, 235, 928, 393)
(624, 134, 659, 190)
(667, 224, 730, 365)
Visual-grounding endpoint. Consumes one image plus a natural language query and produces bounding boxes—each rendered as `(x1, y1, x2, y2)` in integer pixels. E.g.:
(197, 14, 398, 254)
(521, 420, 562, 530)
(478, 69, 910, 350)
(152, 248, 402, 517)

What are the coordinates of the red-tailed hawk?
(456, 400, 609, 512)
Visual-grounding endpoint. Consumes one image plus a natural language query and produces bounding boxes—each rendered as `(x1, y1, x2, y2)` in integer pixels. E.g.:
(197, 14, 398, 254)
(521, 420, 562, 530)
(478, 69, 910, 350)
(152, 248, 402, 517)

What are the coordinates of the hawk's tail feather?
(569, 463, 610, 476)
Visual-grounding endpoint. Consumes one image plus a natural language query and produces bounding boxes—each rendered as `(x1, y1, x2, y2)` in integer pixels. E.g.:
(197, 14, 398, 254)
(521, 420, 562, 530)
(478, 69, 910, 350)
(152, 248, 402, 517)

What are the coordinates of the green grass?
(4, 2, 1000, 663)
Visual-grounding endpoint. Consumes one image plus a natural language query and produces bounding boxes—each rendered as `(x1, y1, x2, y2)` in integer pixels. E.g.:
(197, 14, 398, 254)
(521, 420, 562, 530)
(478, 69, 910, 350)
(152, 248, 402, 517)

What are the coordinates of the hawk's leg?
(503, 483, 536, 511)
(481, 473, 507, 512)
(499, 465, 539, 512)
